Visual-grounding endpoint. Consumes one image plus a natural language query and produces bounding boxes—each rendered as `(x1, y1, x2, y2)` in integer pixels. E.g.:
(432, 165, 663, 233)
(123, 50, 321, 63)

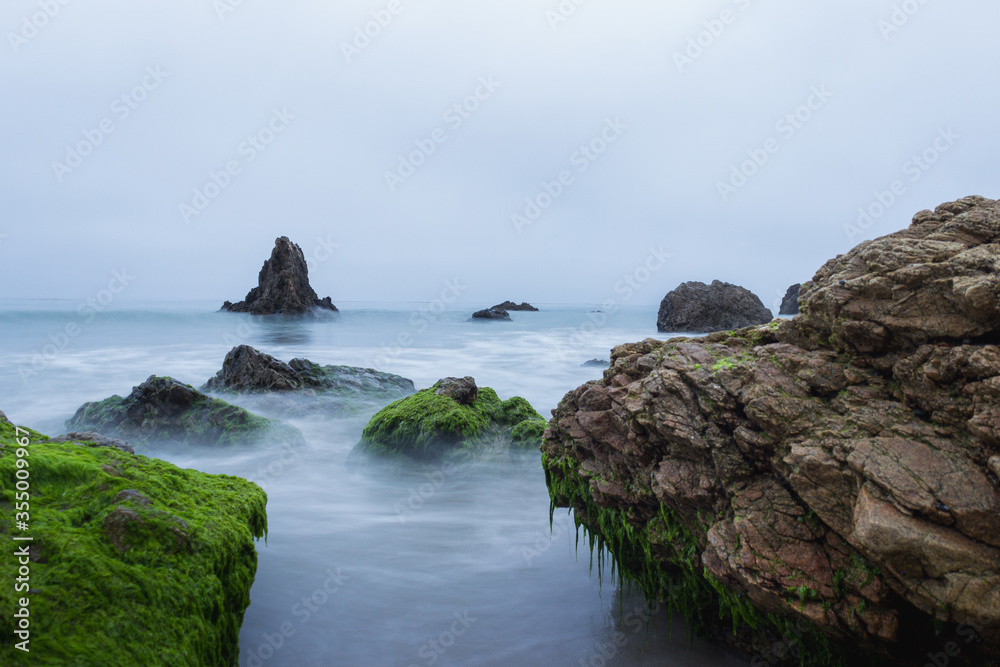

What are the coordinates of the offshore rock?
(544, 197, 1000, 666)
(491, 301, 539, 312)
(67, 375, 304, 448)
(472, 308, 512, 321)
(780, 283, 801, 315)
(222, 236, 337, 315)
(657, 280, 773, 333)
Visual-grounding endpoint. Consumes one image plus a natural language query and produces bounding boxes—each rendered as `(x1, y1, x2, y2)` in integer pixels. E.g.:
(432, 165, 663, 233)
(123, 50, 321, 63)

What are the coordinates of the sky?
(2, 0, 998, 312)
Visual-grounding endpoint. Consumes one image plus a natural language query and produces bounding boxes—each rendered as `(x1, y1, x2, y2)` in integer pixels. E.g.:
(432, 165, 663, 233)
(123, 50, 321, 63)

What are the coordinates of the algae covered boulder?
(201, 345, 414, 417)
(67, 375, 304, 449)
(0, 411, 267, 666)
(353, 376, 546, 460)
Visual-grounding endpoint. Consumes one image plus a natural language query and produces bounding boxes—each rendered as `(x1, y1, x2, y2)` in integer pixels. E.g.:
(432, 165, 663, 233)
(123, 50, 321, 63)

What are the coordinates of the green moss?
(0, 419, 267, 666)
(355, 382, 544, 459)
(67, 378, 303, 449)
(543, 453, 856, 667)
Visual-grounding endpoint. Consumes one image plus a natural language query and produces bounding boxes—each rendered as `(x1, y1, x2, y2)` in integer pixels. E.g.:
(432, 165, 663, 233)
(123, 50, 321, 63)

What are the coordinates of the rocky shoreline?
(543, 196, 1000, 666)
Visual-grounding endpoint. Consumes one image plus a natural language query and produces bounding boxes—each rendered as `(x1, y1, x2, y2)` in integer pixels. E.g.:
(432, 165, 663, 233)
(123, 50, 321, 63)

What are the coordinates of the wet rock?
(544, 197, 1000, 665)
(491, 301, 539, 311)
(581, 359, 610, 368)
(222, 236, 337, 315)
(657, 280, 773, 333)
(51, 432, 135, 454)
(472, 308, 512, 321)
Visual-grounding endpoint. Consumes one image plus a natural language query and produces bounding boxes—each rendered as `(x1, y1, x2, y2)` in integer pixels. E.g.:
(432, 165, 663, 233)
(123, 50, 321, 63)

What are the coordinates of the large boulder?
(222, 236, 337, 315)
(0, 413, 266, 666)
(779, 283, 801, 315)
(67, 375, 304, 448)
(543, 197, 1000, 666)
(491, 301, 539, 312)
(201, 346, 414, 417)
(657, 280, 773, 333)
(352, 377, 546, 460)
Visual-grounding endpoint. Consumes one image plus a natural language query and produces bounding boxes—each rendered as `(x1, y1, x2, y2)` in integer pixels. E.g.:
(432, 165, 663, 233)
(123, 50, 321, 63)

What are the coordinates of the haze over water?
(0, 300, 749, 666)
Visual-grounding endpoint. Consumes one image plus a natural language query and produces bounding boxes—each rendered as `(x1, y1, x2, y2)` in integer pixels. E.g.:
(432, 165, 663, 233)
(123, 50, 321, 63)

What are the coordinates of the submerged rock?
(222, 236, 337, 315)
(779, 283, 801, 315)
(491, 301, 539, 312)
(471, 308, 512, 321)
(353, 377, 546, 460)
(543, 197, 1000, 666)
(657, 280, 773, 333)
(0, 413, 266, 666)
(581, 359, 610, 368)
(201, 345, 414, 418)
(67, 375, 304, 448)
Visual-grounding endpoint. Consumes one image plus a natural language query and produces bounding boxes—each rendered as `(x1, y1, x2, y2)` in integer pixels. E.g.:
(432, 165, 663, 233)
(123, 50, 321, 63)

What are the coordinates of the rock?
(352, 378, 546, 460)
(657, 280, 773, 333)
(581, 359, 610, 368)
(433, 376, 479, 405)
(222, 236, 337, 315)
(472, 308, 512, 321)
(201, 345, 414, 418)
(797, 195, 1000, 352)
(543, 197, 1000, 665)
(0, 414, 267, 665)
(67, 375, 304, 448)
(779, 283, 801, 315)
(491, 301, 539, 312)
(51, 431, 135, 454)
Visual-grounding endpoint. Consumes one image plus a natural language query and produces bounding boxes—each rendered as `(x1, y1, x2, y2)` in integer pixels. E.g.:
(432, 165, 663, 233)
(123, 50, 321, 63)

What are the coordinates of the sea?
(0, 299, 750, 667)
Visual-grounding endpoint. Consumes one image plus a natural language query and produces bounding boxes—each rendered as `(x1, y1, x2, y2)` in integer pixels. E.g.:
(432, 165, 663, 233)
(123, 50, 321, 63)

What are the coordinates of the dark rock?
(67, 375, 304, 448)
(472, 308, 512, 321)
(201, 346, 414, 418)
(543, 196, 1000, 666)
(433, 377, 479, 405)
(581, 359, 610, 368)
(779, 283, 800, 315)
(491, 301, 539, 312)
(51, 432, 135, 454)
(656, 280, 773, 333)
(222, 236, 337, 315)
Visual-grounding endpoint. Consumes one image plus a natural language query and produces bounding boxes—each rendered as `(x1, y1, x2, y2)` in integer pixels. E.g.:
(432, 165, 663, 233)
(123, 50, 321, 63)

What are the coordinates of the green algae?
(0, 419, 267, 667)
(355, 381, 546, 459)
(543, 453, 856, 667)
(67, 376, 303, 449)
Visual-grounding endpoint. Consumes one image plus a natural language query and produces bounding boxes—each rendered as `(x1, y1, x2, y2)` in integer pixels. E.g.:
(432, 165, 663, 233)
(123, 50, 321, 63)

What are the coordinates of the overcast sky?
(2, 0, 998, 311)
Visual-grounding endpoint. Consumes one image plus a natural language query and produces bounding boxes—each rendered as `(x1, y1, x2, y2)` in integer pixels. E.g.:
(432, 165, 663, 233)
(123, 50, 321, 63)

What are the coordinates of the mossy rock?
(67, 375, 304, 449)
(353, 377, 545, 460)
(0, 412, 267, 666)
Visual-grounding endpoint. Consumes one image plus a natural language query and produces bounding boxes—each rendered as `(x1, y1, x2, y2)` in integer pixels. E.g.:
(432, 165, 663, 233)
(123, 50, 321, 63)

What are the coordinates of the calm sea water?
(0, 300, 749, 667)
